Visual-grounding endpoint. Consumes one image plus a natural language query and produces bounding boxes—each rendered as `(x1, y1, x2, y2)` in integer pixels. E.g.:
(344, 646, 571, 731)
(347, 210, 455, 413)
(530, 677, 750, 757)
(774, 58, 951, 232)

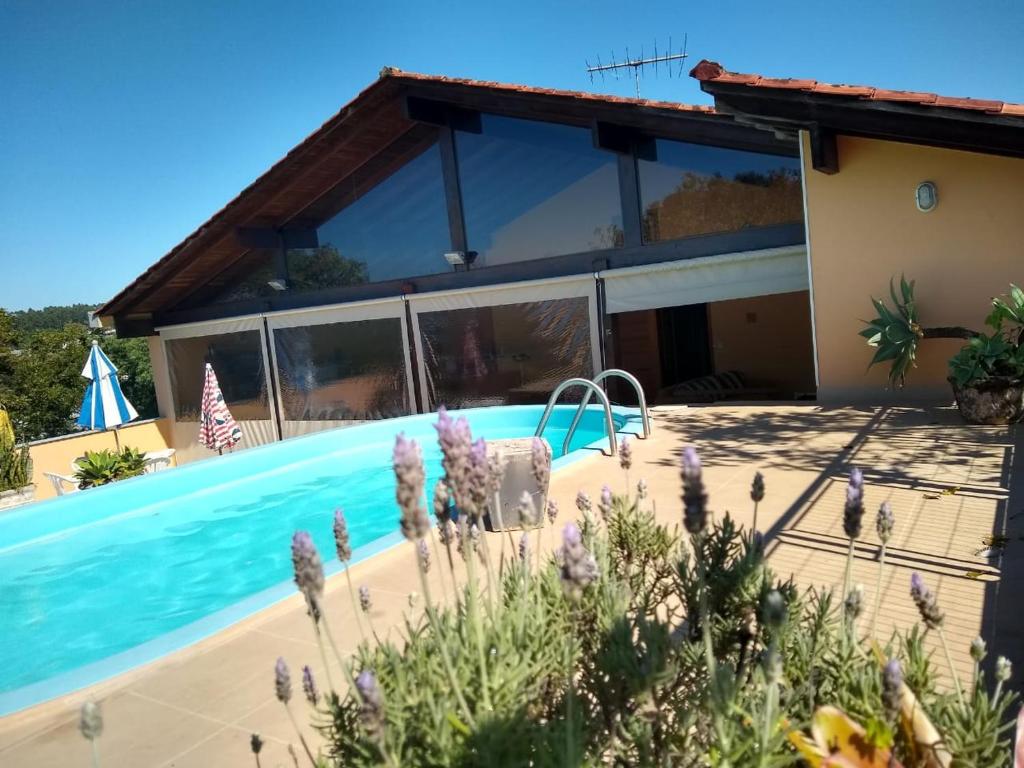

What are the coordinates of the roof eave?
(696, 79, 1024, 161)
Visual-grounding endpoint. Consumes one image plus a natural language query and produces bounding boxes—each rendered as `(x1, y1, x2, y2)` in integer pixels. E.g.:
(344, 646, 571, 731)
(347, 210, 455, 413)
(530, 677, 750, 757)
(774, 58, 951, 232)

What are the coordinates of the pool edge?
(0, 406, 646, 718)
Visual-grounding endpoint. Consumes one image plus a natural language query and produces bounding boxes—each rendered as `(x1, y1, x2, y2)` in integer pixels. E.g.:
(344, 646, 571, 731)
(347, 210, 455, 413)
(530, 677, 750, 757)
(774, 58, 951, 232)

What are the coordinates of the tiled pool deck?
(2, 403, 1021, 766)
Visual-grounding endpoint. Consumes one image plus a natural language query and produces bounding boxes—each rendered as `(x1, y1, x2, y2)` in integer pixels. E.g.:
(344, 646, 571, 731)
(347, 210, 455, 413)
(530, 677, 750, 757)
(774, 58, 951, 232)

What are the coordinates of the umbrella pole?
(113, 428, 121, 453)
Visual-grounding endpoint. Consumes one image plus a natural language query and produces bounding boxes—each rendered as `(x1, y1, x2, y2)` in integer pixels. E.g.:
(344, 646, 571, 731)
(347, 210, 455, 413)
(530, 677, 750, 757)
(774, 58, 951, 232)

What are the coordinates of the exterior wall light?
(443, 251, 478, 268)
(915, 181, 938, 212)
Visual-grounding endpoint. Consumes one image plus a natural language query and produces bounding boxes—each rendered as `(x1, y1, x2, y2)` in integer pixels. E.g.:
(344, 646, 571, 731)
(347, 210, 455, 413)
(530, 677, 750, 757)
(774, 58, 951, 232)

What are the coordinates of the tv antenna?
(586, 35, 689, 98)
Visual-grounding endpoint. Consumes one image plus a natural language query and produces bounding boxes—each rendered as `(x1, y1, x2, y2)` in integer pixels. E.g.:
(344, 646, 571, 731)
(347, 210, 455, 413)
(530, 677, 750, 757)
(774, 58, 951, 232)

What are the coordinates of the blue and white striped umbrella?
(77, 340, 138, 430)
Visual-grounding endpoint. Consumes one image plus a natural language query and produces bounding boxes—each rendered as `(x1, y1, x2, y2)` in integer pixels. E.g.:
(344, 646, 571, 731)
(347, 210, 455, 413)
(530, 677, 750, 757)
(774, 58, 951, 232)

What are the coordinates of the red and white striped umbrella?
(199, 362, 242, 453)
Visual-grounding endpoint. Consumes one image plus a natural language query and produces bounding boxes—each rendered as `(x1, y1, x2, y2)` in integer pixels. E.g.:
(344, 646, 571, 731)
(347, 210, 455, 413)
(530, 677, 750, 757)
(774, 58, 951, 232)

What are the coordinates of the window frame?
(158, 107, 803, 329)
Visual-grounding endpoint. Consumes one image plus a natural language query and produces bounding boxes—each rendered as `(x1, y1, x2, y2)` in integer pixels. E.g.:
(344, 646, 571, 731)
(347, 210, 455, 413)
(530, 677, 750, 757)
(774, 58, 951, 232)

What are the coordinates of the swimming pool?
(0, 404, 640, 714)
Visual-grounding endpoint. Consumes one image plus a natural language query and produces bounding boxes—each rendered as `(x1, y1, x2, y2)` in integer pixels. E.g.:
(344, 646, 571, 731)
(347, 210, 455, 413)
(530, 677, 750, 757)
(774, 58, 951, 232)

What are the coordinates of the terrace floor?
(2, 403, 1021, 766)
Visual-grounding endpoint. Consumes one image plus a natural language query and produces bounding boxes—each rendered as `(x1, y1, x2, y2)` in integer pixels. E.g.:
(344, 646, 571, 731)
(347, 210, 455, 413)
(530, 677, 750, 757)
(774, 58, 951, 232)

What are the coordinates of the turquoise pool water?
(0, 404, 638, 714)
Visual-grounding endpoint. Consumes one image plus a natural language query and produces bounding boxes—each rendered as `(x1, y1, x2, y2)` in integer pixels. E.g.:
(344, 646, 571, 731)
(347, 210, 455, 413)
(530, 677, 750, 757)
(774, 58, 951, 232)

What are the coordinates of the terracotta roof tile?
(389, 69, 715, 113)
(689, 59, 1024, 117)
(808, 84, 875, 97)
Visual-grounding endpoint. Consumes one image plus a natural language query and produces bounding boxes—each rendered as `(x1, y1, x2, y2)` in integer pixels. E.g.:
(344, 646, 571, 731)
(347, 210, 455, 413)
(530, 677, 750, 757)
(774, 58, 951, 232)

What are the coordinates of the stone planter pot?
(949, 376, 1024, 425)
(0, 484, 35, 512)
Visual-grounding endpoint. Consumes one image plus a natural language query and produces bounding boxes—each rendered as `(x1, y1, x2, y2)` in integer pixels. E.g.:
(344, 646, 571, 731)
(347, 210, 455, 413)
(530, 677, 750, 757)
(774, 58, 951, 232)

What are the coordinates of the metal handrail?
(564, 369, 652, 455)
(534, 378, 618, 457)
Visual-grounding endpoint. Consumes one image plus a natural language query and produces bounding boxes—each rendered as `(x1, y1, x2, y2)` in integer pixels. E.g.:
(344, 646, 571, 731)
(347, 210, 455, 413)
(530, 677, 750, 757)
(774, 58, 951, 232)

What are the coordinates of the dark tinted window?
(456, 115, 622, 266)
(205, 251, 278, 304)
(290, 141, 452, 292)
(638, 139, 803, 243)
(273, 319, 411, 421)
(165, 332, 270, 421)
(417, 298, 593, 409)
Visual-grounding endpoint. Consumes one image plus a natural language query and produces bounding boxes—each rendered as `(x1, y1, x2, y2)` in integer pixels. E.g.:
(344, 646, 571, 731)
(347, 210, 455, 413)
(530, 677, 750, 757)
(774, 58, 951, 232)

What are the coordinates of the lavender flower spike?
(575, 490, 592, 514)
(274, 657, 292, 703)
(291, 531, 325, 607)
(598, 484, 613, 521)
(681, 447, 708, 535)
(619, 436, 632, 471)
(519, 532, 530, 563)
(876, 501, 895, 544)
(909, 571, 944, 629)
(546, 498, 559, 525)
(560, 522, 599, 601)
(356, 669, 386, 737)
(467, 437, 490, 518)
(637, 478, 648, 500)
(333, 508, 352, 562)
(882, 658, 902, 721)
(518, 490, 539, 527)
(843, 467, 865, 540)
(432, 479, 450, 524)
(417, 538, 431, 572)
(751, 471, 765, 503)
(79, 701, 103, 741)
(359, 584, 372, 613)
(302, 665, 319, 706)
(531, 437, 551, 490)
(434, 406, 473, 510)
(394, 434, 430, 542)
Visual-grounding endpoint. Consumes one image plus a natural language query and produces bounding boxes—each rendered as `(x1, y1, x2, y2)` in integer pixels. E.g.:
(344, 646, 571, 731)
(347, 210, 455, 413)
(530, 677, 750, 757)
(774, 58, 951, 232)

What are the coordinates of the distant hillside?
(8, 303, 99, 335)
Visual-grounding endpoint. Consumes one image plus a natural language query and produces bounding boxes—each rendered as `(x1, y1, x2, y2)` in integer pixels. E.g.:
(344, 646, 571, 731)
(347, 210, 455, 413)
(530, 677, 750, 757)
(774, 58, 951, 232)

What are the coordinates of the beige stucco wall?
(802, 132, 1024, 402)
(29, 418, 174, 500)
(708, 291, 817, 396)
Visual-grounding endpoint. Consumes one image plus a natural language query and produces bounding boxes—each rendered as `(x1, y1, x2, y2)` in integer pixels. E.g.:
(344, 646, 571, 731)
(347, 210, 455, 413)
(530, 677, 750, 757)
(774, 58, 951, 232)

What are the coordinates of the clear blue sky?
(2, 0, 1022, 311)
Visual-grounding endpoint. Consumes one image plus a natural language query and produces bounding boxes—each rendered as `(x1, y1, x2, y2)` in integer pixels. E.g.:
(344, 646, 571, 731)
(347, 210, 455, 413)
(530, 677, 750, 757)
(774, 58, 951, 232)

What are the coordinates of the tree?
(103, 336, 158, 420)
(0, 307, 158, 442)
(4, 323, 92, 441)
(9, 303, 98, 335)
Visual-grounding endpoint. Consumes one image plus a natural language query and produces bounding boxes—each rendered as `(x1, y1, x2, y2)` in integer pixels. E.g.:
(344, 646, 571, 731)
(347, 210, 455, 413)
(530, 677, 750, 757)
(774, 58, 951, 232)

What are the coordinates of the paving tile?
(1, 691, 222, 768)
(3, 403, 1021, 764)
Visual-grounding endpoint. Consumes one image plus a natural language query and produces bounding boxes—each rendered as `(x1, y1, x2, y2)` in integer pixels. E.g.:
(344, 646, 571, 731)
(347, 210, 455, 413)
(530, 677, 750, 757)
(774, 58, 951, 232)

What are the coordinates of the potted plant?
(0, 406, 34, 510)
(861, 278, 1024, 424)
(73, 446, 147, 489)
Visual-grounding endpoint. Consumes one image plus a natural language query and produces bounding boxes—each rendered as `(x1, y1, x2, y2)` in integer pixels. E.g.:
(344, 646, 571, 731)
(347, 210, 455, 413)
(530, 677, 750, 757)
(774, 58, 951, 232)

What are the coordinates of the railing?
(563, 369, 652, 456)
(534, 378, 618, 457)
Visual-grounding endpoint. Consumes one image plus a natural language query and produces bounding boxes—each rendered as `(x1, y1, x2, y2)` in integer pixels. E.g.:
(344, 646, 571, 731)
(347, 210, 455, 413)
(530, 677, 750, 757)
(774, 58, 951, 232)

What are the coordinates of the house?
(98, 62, 1024, 462)
(98, 69, 816, 461)
(691, 60, 1024, 402)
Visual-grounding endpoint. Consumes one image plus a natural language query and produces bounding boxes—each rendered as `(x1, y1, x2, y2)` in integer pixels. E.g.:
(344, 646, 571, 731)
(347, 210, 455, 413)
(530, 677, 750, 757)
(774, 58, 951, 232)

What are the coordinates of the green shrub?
(862, 278, 1024, 389)
(0, 407, 30, 492)
(73, 446, 146, 489)
(259, 416, 1017, 767)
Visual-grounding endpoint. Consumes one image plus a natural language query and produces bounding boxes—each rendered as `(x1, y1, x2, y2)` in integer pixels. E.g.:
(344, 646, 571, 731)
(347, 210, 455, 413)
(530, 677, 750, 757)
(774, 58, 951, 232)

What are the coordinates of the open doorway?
(608, 290, 816, 404)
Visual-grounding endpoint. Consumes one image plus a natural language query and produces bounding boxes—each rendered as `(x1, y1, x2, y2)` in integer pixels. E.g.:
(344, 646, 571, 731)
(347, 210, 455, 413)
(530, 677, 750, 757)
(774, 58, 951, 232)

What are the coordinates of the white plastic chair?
(44, 472, 78, 496)
(143, 448, 177, 474)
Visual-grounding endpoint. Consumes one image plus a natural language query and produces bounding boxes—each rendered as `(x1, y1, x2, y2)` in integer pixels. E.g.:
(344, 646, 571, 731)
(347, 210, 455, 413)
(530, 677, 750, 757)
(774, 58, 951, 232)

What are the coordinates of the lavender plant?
(261, 411, 1017, 767)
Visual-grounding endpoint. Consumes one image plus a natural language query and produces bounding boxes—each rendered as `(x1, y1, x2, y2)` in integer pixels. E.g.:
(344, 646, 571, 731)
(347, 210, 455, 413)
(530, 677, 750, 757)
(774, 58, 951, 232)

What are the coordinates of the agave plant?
(860, 276, 979, 388)
(859, 276, 923, 387)
(73, 447, 146, 489)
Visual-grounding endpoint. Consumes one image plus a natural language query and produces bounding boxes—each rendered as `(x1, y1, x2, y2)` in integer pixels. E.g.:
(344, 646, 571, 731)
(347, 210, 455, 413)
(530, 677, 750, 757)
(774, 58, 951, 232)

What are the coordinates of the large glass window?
(205, 251, 278, 304)
(456, 115, 623, 266)
(273, 319, 410, 421)
(289, 142, 452, 292)
(165, 331, 270, 421)
(638, 139, 803, 243)
(417, 298, 594, 409)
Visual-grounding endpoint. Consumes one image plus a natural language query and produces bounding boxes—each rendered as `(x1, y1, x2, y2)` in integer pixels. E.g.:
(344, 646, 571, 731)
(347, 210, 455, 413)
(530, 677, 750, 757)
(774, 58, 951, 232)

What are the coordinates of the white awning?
(155, 314, 264, 339)
(264, 296, 406, 329)
(600, 245, 809, 314)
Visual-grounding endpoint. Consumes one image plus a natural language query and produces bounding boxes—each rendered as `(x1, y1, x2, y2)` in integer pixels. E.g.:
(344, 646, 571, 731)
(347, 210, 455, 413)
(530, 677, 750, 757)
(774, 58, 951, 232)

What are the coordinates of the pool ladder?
(534, 369, 652, 457)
